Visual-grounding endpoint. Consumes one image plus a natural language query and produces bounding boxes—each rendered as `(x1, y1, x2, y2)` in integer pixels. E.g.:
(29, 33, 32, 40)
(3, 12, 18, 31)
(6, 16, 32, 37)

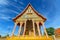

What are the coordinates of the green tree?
(46, 27, 55, 36)
(0, 35, 1, 38)
(6, 34, 9, 37)
(3, 34, 9, 38)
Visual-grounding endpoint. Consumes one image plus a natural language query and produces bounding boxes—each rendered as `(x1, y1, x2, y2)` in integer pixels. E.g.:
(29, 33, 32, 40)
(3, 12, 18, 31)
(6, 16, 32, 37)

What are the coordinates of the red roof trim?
(13, 4, 46, 22)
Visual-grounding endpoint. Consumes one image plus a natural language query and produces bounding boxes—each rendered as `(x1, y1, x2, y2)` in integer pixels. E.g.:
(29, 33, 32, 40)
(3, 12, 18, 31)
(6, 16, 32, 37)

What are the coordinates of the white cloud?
(9, 9, 19, 14)
(0, 15, 12, 21)
(1, 17, 10, 21)
(0, 0, 8, 5)
(6, 1, 24, 11)
(14, 0, 18, 2)
(19, 2, 24, 5)
(7, 26, 13, 29)
(0, 9, 19, 14)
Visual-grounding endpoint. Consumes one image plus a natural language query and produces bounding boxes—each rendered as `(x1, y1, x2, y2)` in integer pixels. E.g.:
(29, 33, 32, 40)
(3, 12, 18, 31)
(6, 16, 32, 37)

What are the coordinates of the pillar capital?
(20, 22, 23, 25)
(40, 21, 44, 25)
(32, 19, 35, 21)
(15, 20, 18, 23)
(36, 21, 39, 24)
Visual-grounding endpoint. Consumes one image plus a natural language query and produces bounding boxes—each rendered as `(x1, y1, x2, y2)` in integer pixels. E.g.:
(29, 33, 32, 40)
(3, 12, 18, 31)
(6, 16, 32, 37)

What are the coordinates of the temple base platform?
(6, 36, 53, 40)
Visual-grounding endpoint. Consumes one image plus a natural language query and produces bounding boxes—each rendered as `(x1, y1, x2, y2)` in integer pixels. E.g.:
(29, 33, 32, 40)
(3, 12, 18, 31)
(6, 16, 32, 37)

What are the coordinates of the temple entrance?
(25, 20, 33, 35)
(6, 4, 53, 40)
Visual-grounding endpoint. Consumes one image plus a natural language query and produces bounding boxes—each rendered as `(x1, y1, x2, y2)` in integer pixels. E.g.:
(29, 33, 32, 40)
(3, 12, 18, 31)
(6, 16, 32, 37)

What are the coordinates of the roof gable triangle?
(13, 4, 46, 22)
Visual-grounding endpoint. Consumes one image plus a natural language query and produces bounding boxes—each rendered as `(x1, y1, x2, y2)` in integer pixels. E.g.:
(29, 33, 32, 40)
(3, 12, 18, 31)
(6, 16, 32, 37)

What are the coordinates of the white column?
(32, 20, 36, 36)
(36, 22, 41, 36)
(41, 21, 48, 38)
(11, 22, 18, 36)
(23, 20, 27, 36)
(29, 31, 31, 36)
(18, 22, 23, 37)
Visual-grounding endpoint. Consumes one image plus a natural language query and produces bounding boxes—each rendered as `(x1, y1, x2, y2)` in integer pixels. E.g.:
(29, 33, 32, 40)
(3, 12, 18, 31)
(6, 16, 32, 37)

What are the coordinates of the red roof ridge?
(13, 3, 46, 22)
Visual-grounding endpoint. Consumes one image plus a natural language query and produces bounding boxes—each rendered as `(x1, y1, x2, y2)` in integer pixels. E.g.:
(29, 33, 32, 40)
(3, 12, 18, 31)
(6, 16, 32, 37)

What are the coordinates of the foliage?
(3, 34, 9, 38)
(46, 27, 55, 36)
(0, 35, 1, 38)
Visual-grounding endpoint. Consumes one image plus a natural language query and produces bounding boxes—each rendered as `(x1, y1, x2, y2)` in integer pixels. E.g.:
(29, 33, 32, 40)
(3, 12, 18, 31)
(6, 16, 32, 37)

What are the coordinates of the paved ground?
(0, 38, 6, 40)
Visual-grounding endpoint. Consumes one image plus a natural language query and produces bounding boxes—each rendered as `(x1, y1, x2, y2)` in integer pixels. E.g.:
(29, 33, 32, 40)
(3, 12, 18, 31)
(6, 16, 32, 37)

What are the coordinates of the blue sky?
(0, 0, 60, 36)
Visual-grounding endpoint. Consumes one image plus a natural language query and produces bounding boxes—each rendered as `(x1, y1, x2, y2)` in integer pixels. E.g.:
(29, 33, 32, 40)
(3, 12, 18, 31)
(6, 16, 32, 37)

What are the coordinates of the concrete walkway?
(55, 38, 60, 40)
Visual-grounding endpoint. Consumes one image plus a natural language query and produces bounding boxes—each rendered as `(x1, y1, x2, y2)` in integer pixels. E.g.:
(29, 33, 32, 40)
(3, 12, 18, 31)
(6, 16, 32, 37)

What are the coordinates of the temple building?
(11, 4, 48, 37)
(55, 28, 60, 38)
